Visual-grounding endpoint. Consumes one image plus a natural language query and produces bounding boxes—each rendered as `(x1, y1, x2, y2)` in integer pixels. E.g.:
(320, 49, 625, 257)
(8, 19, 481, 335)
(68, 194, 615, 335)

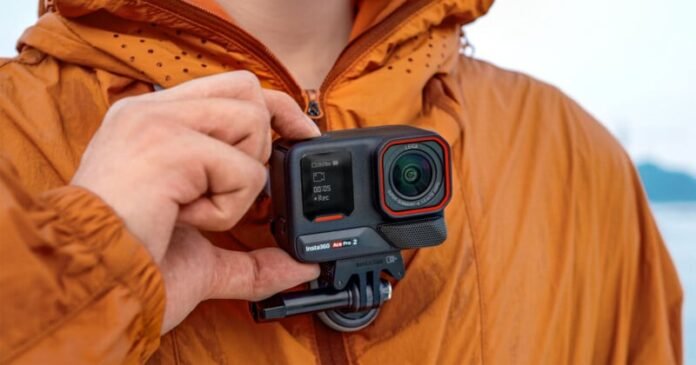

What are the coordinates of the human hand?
(72, 71, 319, 261)
(71, 71, 320, 332)
(158, 227, 317, 334)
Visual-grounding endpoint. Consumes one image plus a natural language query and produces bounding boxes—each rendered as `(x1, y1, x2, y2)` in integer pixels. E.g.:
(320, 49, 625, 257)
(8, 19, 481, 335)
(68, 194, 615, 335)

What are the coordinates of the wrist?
(69, 182, 176, 262)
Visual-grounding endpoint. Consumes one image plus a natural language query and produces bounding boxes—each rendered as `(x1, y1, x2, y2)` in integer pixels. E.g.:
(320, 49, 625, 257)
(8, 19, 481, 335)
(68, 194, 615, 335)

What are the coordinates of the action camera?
(251, 125, 452, 331)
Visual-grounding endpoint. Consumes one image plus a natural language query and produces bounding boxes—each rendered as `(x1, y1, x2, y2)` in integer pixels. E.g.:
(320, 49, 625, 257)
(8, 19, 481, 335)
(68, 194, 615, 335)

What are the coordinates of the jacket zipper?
(43, 0, 55, 13)
(143, 0, 304, 104)
(304, 89, 325, 129)
(314, 316, 351, 365)
(136, 1, 434, 363)
(309, 0, 433, 128)
(315, 0, 432, 119)
(143, 0, 432, 131)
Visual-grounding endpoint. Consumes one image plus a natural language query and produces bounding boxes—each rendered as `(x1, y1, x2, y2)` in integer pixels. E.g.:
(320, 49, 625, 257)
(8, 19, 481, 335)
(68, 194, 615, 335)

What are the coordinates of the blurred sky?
(1, 1, 694, 174)
(465, 0, 696, 174)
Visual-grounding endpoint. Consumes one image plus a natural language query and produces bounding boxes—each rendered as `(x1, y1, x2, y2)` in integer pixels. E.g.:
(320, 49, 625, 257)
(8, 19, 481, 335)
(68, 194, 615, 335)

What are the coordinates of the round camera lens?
(391, 151, 434, 198)
(403, 166, 420, 183)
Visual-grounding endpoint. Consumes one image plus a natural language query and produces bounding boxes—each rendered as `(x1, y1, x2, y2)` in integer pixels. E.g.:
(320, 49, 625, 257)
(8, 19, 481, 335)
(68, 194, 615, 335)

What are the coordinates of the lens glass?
(391, 151, 433, 198)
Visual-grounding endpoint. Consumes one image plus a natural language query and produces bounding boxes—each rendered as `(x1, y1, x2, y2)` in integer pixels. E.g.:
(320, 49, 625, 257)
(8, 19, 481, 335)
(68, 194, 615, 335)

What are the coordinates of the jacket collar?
(26, 0, 493, 97)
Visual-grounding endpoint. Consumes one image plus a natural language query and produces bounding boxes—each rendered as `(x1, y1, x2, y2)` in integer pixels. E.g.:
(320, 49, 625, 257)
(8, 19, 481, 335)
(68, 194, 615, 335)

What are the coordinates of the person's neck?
(217, 0, 353, 90)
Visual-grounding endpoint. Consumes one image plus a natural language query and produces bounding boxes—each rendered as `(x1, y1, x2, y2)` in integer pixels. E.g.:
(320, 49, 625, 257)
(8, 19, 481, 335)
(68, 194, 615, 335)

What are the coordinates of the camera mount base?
(316, 307, 381, 332)
(251, 251, 405, 332)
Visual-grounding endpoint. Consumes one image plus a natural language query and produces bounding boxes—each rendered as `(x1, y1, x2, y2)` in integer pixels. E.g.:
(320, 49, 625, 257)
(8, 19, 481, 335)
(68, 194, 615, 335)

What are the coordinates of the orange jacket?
(0, 0, 682, 364)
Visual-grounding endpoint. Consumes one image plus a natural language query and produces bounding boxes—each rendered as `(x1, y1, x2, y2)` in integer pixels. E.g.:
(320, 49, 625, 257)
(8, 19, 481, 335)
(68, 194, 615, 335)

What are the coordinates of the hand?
(159, 227, 317, 334)
(71, 71, 321, 333)
(72, 71, 319, 261)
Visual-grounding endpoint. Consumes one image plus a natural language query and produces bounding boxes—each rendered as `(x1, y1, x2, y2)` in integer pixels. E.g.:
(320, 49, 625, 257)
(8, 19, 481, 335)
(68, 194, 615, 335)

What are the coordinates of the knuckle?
(109, 97, 130, 113)
(108, 97, 135, 118)
(216, 209, 237, 229)
(248, 254, 264, 300)
(226, 107, 250, 133)
(235, 103, 270, 134)
(207, 249, 224, 298)
(247, 162, 267, 189)
(248, 102, 272, 124)
(277, 91, 295, 103)
(139, 114, 166, 135)
(261, 138, 273, 161)
(233, 70, 261, 90)
(106, 98, 145, 127)
(271, 89, 296, 106)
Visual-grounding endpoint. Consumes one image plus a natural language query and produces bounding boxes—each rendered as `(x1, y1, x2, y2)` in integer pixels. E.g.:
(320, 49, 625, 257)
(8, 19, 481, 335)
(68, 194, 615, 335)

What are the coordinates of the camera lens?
(381, 137, 449, 215)
(391, 151, 434, 198)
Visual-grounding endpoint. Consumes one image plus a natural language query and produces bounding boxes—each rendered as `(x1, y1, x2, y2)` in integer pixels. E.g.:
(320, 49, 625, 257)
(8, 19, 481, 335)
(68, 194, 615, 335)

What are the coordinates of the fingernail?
(306, 117, 321, 136)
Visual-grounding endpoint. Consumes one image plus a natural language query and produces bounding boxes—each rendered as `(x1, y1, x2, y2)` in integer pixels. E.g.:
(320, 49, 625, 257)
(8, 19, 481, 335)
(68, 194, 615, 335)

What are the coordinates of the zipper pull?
(44, 0, 56, 13)
(304, 89, 324, 121)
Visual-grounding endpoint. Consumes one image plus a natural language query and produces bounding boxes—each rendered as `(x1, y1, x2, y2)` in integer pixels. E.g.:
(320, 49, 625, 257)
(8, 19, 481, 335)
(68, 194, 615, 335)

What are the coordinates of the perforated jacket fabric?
(0, 0, 682, 364)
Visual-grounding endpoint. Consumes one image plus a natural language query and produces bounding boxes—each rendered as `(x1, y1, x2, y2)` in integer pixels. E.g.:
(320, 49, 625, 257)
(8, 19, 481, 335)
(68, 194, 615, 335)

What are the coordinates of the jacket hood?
(25, 0, 493, 92)
(38, 0, 494, 29)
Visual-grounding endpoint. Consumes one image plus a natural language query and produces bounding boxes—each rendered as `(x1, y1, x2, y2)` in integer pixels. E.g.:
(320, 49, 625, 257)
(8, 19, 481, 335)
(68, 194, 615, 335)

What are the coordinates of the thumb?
(208, 247, 320, 301)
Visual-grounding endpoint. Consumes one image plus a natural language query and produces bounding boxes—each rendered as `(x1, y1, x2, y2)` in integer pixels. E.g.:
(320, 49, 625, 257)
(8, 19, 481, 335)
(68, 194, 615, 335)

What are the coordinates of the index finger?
(143, 72, 321, 140)
(141, 71, 266, 106)
(264, 89, 321, 140)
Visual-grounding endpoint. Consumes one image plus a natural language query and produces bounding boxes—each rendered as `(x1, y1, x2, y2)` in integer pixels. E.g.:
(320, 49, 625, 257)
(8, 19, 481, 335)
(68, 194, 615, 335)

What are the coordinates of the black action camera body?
(270, 125, 452, 261)
(252, 126, 452, 331)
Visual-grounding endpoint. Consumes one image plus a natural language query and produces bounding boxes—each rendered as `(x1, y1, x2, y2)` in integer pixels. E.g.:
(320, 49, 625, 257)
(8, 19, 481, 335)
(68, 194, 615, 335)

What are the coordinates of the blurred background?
(1, 0, 694, 361)
(464, 1, 696, 362)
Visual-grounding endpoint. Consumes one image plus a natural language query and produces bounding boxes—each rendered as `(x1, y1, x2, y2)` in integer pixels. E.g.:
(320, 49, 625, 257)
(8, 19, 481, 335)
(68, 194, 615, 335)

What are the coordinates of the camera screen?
(301, 151, 354, 221)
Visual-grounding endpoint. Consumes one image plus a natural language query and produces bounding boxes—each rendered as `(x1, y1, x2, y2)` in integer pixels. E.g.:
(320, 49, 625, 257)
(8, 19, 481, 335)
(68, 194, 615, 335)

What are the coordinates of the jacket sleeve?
(0, 158, 165, 364)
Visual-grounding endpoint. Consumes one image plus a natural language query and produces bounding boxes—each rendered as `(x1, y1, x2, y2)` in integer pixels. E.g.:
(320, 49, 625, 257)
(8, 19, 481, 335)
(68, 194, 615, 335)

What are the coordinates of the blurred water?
(652, 203, 696, 363)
